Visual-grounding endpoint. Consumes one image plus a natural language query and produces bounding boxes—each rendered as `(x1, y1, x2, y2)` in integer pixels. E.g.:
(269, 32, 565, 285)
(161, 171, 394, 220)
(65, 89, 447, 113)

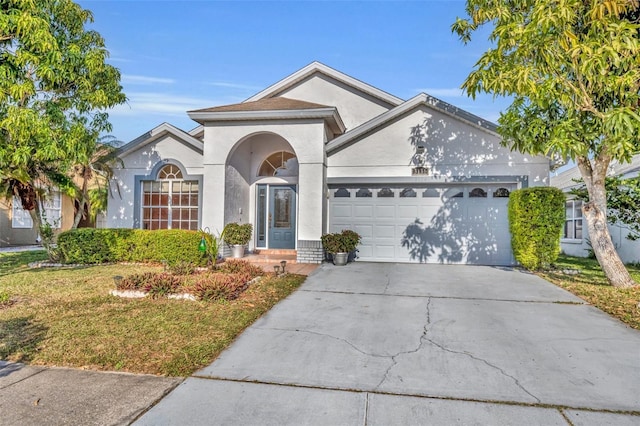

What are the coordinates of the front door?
(268, 185, 296, 249)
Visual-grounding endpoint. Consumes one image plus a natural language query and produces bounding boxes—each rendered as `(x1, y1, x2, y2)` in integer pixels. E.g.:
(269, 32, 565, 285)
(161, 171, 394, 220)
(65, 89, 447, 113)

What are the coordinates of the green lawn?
(538, 255, 640, 330)
(0, 250, 304, 376)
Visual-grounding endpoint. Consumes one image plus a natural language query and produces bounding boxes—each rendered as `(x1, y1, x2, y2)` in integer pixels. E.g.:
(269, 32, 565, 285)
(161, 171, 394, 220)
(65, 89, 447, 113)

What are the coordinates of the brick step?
(243, 253, 297, 265)
(254, 249, 297, 256)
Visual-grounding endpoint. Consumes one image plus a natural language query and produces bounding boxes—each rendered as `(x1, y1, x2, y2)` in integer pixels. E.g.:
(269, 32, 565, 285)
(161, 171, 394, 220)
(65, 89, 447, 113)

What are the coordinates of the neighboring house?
(0, 190, 74, 247)
(107, 62, 550, 265)
(551, 154, 640, 264)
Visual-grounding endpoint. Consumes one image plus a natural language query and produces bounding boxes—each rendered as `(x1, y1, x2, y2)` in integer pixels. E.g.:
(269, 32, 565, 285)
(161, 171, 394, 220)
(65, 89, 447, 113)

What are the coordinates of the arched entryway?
(226, 133, 298, 250)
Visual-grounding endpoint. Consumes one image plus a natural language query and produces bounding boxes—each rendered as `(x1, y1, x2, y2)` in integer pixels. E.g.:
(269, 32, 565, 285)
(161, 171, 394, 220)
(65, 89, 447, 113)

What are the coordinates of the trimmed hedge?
(57, 228, 206, 265)
(508, 187, 565, 270)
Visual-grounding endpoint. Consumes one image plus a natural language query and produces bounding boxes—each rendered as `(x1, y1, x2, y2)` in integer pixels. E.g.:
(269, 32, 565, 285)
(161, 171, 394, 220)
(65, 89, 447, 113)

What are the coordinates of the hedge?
(57, 228, 206, 265)
(508, 187, 565, 270)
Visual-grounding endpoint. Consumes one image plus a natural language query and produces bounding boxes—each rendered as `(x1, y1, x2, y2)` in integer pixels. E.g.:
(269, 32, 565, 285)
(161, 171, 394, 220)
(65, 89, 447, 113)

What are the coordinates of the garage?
(328, 184, 515, 265)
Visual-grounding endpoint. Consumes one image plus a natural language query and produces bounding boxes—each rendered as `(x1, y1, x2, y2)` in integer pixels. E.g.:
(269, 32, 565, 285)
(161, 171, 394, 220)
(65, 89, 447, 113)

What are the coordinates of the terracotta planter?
(332, 252, 348, 266)
(231, 244, 245, 258)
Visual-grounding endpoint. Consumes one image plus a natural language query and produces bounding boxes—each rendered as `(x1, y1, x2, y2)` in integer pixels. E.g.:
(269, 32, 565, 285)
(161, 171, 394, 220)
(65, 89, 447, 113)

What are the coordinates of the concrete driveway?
(136, 263, 640, 425)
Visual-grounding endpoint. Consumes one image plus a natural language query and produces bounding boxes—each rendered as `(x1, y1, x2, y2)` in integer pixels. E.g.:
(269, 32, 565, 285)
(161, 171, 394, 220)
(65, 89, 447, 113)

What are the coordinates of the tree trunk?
(72, 198, 86, 229)
(577, 155, 637, 287)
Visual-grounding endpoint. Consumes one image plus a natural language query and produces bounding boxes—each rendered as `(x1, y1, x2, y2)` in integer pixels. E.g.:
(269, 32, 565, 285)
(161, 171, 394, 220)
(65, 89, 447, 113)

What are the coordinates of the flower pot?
(332, 252, 348, 266)
(231, 244, 245, 258)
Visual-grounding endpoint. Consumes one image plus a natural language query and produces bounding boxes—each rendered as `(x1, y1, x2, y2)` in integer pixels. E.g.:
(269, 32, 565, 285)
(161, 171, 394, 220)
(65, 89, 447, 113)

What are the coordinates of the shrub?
(117, 272, 159, 290)
(321, 229, 361, 254)
(0, 291, 10, 306)
(223, 222, 253, 246)
(169, 261, 198, 275)
(142, 273, 184, 298)
(189, 272, 253, 301)
(58, 229, 205, 265)
(508, 187, 565, 270)
(216, 259, 264, 277)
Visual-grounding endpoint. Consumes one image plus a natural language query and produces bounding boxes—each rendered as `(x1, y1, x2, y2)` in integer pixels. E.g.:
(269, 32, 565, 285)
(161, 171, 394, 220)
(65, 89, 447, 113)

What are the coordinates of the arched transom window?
(142, 164, 199, 230)
(258, 151, 298, 177)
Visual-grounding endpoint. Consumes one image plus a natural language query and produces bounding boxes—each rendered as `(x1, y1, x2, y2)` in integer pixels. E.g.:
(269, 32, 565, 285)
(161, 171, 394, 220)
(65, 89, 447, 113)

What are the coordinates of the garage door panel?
(397, 205, 419, 219)
(375, 245, 396, 259)
(375, 205, 395, 218)
(332, 204, 352, 218)
(354, 224, 373, 238)
(354, 204, 374, 219)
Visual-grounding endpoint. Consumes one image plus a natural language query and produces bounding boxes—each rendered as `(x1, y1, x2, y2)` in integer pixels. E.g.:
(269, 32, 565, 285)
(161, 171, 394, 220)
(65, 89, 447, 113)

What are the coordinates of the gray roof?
(550, 154, 640, 190)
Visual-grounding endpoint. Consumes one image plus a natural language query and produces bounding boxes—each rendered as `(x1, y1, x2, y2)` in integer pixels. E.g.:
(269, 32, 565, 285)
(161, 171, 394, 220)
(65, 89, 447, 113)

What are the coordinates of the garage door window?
(334, 188, 351, 198)
(422, 188, 440, 198)
(400, 188, 416, 198)
(469, 188, 487, 198)
(493, 188, 510, 198)
(377, 188, 394, 198)
(444, 188, 464, 199)
(356, 188, 372, 198)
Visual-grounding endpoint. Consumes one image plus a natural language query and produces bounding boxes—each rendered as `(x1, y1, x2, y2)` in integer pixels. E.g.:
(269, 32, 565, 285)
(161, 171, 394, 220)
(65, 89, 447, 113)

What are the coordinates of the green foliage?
(0, 291, 10, 306)
(321, 230, 362, 254)
(57, 229, 206, 265)
(216, 259, 265, 277)
(571, 174, 640, 241)
(508, 187, 565, 270)
(222, 222, 253, 246)
(168, 261, 197, 276)
(0, 0, 125, 235)
(189, 272, 253, 301)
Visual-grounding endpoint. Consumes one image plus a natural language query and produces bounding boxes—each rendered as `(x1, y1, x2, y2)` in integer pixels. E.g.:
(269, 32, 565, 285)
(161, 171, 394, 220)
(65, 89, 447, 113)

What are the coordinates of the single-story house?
(0, 190, 74, 247)
(551, 155, 640, 264)
(107, 62, 550, 265)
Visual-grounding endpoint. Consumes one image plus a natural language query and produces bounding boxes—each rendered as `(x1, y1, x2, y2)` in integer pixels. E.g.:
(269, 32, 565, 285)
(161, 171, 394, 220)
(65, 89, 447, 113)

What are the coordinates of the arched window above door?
(258, 151, 298, 177)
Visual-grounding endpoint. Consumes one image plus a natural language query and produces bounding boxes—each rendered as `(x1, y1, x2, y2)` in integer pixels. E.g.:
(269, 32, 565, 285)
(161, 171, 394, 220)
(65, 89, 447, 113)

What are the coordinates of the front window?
(141, 164, 199, 230)
(564, 200, 583, 240)
(12, 191, 62, 229)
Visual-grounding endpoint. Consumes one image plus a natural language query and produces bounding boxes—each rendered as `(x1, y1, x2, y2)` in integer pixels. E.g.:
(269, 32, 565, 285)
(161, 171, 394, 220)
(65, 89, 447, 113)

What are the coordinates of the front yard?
(0, 250, 304, 376)
(1, 251, 639, 377)
(538, 255, 640, 330)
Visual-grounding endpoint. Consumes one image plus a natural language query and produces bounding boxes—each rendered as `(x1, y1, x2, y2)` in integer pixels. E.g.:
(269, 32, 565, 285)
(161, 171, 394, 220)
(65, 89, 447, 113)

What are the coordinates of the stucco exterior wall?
(276, 73, 394, 131)
(107, 134, 204, 228)
(0, 195, 75, 247)
(327, 106, 549, 186)
(202, 120, 327, 239)
(561, 223, 640, 264)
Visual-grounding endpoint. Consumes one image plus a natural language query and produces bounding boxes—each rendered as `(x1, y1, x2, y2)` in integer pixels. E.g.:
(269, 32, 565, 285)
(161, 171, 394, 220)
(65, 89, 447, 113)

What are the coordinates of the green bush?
(223, 222, 253, 245)
(508, 187, 565, 270)
(57, 228, 206, 265)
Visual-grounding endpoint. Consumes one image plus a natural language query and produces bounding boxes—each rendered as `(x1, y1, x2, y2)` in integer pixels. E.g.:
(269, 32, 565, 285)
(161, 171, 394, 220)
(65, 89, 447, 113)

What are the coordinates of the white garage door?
(328, 185, 515, 265)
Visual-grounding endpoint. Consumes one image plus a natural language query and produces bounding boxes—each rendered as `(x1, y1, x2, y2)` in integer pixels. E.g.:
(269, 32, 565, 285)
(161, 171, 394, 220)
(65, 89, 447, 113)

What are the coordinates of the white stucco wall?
(201, 119, 328, 242)
(106, 134, 204, 228)
(561, 223, 640, 264)
(327, 106, 549, 186)
(276, 73, 395, 131)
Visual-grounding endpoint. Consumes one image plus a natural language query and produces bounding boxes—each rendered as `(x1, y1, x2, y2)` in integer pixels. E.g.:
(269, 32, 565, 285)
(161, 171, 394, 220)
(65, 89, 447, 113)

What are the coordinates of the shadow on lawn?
(0, 316, 48, 363)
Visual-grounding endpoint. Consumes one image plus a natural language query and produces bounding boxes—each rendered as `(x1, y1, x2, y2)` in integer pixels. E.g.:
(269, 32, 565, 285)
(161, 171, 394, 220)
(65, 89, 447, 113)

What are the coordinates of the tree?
(452, 0, 640, 287)
(70, 134, 123, 229)
(0, 0, 126, 237)
(571, 173, 640, 241)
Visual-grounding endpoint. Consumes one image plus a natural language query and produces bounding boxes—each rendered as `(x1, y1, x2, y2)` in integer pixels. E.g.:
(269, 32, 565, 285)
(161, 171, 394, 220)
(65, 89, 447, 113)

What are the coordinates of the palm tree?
(70, 135, 123, 228)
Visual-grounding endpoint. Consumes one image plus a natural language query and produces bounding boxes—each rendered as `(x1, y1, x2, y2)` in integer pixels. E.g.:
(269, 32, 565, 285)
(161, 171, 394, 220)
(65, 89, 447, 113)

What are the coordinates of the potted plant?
(223, 222, 253, 258)
(321, 229, 361, 266)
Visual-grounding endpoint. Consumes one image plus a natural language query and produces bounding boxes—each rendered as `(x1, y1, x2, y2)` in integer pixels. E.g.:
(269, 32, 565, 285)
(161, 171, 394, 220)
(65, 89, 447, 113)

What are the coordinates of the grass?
(0, 251, 305, 376)
(538, 254, 640, 330)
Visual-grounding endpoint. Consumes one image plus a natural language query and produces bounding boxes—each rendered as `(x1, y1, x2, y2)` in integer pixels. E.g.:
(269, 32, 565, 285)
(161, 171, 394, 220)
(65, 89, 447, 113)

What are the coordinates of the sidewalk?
(0, 361, 181, 426)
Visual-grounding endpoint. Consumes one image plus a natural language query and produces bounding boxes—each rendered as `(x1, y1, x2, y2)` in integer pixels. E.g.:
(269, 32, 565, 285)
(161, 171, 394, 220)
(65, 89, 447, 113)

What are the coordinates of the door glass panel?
(273, 189, 291, 228)
(257, 185, 266, 244)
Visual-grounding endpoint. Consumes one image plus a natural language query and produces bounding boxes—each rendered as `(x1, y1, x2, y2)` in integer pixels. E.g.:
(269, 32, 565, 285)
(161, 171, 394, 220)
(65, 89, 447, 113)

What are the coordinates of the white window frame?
(12, 191, 62, 229)
(563, 200, 583, 241)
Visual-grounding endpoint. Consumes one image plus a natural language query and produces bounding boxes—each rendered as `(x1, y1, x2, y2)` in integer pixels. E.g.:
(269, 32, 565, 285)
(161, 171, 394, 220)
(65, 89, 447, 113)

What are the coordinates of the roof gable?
(326, 93, 499, 154)
(118, 122, 204, 158)
(246, 62, 403, 108)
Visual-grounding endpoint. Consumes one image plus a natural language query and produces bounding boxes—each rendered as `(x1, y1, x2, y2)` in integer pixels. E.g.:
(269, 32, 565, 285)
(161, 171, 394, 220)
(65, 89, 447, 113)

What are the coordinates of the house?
(0, 191, 75, 247)
(551, 155, 640, 264)
(107, 62, 550, 265)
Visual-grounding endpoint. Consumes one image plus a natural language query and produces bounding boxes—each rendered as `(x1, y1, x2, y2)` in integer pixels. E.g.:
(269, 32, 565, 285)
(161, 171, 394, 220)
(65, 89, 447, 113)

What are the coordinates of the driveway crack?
(375, 297, 432, 389)
(424, 338, 541, 403)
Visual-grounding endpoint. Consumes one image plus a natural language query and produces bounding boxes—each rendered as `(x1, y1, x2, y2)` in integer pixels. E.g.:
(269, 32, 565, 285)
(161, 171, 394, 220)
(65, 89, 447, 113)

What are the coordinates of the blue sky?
(78, 0, 509, 143)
